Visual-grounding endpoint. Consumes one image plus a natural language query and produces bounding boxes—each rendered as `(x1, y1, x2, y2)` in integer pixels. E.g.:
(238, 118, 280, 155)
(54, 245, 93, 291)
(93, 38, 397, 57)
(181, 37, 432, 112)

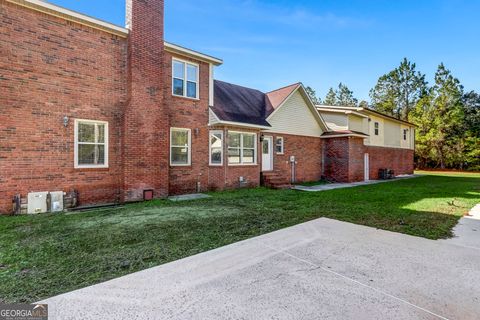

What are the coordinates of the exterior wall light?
(63, 116, 69, 127)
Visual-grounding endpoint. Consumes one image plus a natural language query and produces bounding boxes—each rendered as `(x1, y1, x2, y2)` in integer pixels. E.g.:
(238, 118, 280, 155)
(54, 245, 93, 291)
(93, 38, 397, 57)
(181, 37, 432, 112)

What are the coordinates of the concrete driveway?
(41, 218, 480, 320)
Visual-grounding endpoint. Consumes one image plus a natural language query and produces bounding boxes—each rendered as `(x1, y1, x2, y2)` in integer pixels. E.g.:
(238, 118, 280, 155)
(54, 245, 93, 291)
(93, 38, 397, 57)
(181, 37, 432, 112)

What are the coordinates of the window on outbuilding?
(403, 129, 408, 140)
(374, 122, 379, 135)
(172, 59, 199, 99)
(75, 119, 108, 168)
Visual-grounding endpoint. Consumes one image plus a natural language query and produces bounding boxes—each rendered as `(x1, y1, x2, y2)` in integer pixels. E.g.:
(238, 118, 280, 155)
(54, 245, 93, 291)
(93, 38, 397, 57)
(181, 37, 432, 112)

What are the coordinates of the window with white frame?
(170, 128, 191, 165)
(227, 131, 256, 165)
(209, 130, 223, 165)
(275, 137, 284, 154)
(403, 129, 408, 140)
(75, 119, 108, 168)
(374, 122, 379, 135)
(172, 59, 199, 99)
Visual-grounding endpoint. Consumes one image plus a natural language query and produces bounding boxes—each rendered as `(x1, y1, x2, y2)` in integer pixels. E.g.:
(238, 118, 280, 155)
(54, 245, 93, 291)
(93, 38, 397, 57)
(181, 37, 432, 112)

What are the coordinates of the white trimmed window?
(374, 122, 379, 135)
(170, 128, 191, 166)
(209, 130, 223, 165)
(275, 137, 284, 154)
(227, 131, 256, 165)
(172, 59, 199, 99)
(403, 129, 408, 140)
(74, 119, 108, 168)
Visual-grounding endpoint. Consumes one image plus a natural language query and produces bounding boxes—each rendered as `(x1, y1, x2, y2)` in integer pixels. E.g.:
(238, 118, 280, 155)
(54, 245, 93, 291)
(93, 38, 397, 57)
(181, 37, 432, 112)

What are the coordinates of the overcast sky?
(49, 0, 479, 101)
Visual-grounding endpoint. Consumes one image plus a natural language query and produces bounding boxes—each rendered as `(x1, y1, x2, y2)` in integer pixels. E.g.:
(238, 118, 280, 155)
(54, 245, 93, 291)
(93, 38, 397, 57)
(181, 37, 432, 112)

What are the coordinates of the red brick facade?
(0, 0, 127, 212)
(366, 146, 414, 179)
(324, 137, 365, 182)
(324, 136, 414, 182)
(264, 133, 323, 185)
(165, 51, 211, 195)
(0, 0, 415, 214)
(123, 0, 168, 201)
(207, 126, 261, 191)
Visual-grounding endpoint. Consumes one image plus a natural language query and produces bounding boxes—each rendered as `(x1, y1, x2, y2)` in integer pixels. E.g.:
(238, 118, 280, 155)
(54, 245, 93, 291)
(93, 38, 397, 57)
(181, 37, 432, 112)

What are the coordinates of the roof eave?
(164, 42, 223, 66)
(209, 120, 271, 130)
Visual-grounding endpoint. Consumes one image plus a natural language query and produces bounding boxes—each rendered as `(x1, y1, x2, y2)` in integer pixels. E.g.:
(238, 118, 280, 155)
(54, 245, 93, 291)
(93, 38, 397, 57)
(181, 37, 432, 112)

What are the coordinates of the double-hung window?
(403, 129, 407, 141)
(172, 59, 199, 99)
(275, 137, 284, 154)
(374, 122, 379, 136)
(74, 119, 108, 168)
(170, 128, 191, 166)
(209, 130, 223, 165)
(227, 132, 256, 165)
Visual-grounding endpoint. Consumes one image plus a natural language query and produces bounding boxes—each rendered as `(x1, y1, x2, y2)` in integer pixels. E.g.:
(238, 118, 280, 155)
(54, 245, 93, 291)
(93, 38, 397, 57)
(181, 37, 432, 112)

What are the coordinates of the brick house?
(0, 0, 414, 214)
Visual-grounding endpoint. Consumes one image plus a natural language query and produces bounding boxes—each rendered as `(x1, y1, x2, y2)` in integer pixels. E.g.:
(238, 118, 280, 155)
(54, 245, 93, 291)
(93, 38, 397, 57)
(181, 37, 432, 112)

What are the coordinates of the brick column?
(123, 0, 168, 201)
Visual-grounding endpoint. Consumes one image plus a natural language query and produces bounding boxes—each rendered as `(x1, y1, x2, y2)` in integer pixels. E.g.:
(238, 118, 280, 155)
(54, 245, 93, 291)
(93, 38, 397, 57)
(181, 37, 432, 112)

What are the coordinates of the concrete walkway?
(41, 217, 480, 320)
(294, 174, 418, 192)
(442, 204, 480, 250)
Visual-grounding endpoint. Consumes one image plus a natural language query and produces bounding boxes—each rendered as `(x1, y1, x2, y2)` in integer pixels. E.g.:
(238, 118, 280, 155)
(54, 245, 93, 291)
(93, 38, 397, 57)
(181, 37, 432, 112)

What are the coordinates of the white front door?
(262, 136, 273, 171)
(364, 153, 370, 181)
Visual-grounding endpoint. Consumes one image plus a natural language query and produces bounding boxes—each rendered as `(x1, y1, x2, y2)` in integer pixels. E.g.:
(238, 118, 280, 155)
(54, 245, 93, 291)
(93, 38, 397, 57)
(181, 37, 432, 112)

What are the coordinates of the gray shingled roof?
(211, 80, 271, 127)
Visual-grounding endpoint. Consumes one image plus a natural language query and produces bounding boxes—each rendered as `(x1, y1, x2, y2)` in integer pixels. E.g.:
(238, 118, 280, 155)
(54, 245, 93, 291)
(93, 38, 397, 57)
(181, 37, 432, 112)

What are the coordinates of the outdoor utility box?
(50, 191, 64, 212)
(27, 192, 48, 214)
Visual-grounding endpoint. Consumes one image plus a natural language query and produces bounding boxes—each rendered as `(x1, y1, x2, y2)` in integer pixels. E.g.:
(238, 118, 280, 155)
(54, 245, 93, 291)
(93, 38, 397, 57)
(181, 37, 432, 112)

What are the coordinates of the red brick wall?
(324, 137, 414, 182)
(123, 0, 168, 201)
(348, 137, 366, 182)
(207, 126, 261, 190)
(267, 133, 323, 184)
(366, 146, 414, 179)
(0, 1, 127, 213)
(324, 137, 366, 183)
(164, 52, 211, 195)
(324, 137, 350, 182)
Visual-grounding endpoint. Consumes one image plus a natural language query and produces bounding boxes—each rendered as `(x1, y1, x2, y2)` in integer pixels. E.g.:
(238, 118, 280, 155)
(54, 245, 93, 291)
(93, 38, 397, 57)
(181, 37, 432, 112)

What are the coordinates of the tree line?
(306, 59, 480, 170)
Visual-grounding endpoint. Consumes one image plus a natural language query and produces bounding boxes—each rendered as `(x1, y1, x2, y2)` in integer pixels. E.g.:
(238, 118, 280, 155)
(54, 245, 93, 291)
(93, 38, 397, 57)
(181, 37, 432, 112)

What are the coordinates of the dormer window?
(172, 58, 199, 99)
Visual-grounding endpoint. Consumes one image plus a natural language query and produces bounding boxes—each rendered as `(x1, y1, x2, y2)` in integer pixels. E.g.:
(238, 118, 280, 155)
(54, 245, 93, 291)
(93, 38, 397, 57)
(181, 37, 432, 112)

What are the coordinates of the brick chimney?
(123, 0, 169, 201)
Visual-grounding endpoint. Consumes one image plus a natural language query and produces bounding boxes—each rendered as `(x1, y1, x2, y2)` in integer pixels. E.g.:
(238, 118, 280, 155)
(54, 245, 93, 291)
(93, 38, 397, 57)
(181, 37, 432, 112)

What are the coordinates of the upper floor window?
(170, 128, 191, 166)
(275, 137, 284, 154)
(227, 131, 256, 165)
(74, 119, 108, 168)
(374, 122, 379, 136)
(403, 129, 408, 141)
(172, 59, 199, 99)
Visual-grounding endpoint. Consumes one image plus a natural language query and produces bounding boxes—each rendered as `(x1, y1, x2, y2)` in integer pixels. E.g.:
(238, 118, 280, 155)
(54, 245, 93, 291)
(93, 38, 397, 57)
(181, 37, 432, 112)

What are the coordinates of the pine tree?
(370, 58, 427, 121)
(305, 86, 321, 105)
(428, 63, 464, 168)
(336, 83, 358, 107)
(323, 87, 337, 105)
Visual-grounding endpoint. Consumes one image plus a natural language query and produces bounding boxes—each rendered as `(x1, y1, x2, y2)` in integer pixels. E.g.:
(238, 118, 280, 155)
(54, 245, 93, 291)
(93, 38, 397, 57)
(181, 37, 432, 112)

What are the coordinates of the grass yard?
(0, 172, 479, 303)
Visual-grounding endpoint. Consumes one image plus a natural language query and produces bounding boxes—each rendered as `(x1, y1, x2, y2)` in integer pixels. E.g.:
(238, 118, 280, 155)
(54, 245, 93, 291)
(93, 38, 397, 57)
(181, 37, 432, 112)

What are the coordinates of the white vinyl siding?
(384, 121, 401, 147)
(364, 115, 414, 149)
(266, 91, 323, 137)
(348, 114, 368, 134)
(320, 112, 348, 131)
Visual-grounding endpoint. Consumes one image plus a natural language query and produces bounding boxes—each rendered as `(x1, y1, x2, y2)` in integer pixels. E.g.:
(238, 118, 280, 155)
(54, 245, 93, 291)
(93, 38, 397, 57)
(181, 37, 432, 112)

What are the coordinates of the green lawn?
(0, 172, 479, 303)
